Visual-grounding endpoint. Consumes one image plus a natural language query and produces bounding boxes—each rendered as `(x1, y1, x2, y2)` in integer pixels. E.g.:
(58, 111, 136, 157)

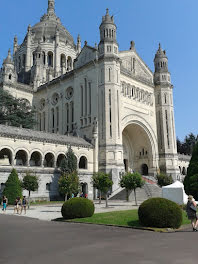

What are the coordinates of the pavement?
(0, 200, 139, 221)
(0, 213, 197, 264)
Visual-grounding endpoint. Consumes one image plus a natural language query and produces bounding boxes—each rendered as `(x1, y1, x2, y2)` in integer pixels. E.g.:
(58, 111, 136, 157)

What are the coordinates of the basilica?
(0, 0, 189, 200)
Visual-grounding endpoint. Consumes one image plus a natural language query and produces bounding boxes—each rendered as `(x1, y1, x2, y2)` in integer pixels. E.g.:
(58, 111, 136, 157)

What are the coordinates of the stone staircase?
(109, 179, 162, 204)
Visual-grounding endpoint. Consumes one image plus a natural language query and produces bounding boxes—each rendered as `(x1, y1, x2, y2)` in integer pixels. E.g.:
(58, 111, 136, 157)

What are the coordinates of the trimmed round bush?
(61, 197, 95, 219)
(138, 198, 182, 229)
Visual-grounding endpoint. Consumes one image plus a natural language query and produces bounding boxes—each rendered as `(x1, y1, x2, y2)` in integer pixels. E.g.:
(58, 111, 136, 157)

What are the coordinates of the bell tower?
(154, 43, 179, 179)
(98, 9, 123, 190)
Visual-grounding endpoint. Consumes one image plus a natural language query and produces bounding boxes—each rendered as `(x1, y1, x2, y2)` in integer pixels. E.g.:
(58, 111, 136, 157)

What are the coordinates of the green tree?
(3, 169, 22, 205)
(184, 142, 198, 200)
(120, 172, 145, 205)
(92, 172, 113, 207)
(0, 89, 36, 129)
(60, 147, 77, 175)
(58, 171, 80, 201)
(156, 173, 173, 188)
(22, 173, 39, 208)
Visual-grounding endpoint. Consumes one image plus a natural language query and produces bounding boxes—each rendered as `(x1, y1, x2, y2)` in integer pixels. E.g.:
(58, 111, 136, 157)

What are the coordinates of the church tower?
(154, 44, 179, 178)
(0, 49, 17, 84)
(98, 9, 123, 190)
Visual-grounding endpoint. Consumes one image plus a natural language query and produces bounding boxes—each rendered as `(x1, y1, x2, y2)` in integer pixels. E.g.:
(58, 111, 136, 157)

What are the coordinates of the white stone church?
(0, 0, 190, 200)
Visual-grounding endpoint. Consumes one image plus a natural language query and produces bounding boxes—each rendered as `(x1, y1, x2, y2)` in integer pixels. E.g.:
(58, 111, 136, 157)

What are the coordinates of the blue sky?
(0, 0, 197, 140)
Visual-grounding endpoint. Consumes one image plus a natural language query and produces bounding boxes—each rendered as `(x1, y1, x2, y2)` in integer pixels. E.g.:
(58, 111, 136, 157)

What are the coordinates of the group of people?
(14, 196, 27, 214)
(1, 196, 27, 214)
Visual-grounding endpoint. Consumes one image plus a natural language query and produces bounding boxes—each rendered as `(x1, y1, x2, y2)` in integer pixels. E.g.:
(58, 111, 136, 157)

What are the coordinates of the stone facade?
(0, 1, 189, 199)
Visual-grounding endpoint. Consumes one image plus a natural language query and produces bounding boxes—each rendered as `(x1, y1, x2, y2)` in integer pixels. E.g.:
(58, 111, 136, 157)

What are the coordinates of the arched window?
(182, 167, 186, 175)
(67, 56, 72, 71)
(9, 74, 12, 80)
(43, 52, 46, 65)
(141, 164, 148, 176)
(0, 148, 12, 166)
(48, 51, 53, 67)
(30, 151, 42, 167)
(51, 108, 55, 133)
(108, 68, 111, 82)
(44, 153, 55, 168)
(56, 154, 66, 168)
(15, 150, 28, 166)
(60, 54, 66, 68)
(79, 156, 88, 169)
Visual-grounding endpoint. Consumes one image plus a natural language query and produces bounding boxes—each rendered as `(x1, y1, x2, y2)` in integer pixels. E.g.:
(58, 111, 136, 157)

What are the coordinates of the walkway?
(0, 200, 139, 221)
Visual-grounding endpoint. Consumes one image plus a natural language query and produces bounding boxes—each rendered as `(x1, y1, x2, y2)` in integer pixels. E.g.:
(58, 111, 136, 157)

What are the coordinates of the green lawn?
(66, 210, 190, 229)
(30, 200, 64, 205)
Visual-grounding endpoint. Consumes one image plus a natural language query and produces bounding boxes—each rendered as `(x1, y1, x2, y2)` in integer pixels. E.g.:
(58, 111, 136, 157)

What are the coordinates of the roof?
(0, 125, 93, 149)
(162, 181, 184, 189)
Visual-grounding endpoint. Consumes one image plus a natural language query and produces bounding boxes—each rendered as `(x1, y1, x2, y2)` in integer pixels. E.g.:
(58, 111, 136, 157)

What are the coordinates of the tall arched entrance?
(122, 123, 156, 176)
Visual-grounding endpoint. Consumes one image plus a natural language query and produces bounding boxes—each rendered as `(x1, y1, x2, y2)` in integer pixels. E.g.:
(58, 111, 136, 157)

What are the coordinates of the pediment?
(120, 50, 153, 84)
(74, 46, 97, 69)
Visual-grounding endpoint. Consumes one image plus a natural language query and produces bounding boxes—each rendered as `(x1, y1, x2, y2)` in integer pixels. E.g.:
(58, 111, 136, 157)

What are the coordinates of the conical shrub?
(3, 169, 22, 205)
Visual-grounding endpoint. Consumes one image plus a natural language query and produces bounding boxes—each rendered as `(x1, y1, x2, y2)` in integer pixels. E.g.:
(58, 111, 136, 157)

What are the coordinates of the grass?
(64, 210, 191, 230)
(30, 200, 64, 205)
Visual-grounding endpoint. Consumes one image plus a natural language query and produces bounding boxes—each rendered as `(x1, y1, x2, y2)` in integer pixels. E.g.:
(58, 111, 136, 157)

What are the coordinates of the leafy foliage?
(184, 142, 198, 200)
(156, 173, 173, 187)
(92, 172, 113, 207)
(177, 133, 198, 155)
(58, 171, 80, 201)
(61, 197, 95, 219)
(3, 169, 22, 205)
(60, 147, 77, 175)
(22, 173, 39, 208)
(0, 89, 36, 129)
(120, 172, 145, 204)
(22, 173, 39, 192)
(138, 198, 182, 229)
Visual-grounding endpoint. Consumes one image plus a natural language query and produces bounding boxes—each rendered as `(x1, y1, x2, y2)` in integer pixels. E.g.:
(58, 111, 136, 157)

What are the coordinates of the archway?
(0, 148, 12, 165)
(122, 123, 155, 175)
(30, 151, 42, 167)
(79, 156, 87, 169)
(15, 150, 28, 166)
(81, 183, 88, 197)
(44, 153, 55, 168)
(141, 164, 149, 176)
(56, 154, 66, 168)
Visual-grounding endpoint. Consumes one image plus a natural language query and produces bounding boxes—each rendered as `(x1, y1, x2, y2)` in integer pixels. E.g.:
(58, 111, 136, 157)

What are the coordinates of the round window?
(65, 87, 73, 100)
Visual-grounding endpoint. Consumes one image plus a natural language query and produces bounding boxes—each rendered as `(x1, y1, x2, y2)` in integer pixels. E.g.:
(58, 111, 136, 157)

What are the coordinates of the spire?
(3, 49, 13, 65)
(47, 0, 55, 16)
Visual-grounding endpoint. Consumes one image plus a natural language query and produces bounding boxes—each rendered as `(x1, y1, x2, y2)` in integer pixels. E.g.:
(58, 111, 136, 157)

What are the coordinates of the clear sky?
(0, 0, 197, 140)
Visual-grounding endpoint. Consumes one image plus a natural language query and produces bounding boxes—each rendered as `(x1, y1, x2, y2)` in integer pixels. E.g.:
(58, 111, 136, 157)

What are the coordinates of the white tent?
(162, 181, 188, 205)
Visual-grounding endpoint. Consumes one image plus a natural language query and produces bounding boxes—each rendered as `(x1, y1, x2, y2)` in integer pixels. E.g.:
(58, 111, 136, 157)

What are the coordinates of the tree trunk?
(105, 193, 108, 208)
(126, 189, 129, 202)
(134, 189, 137, 206)
(65, 193, 67, 201)
(28, 190, 30, 209)
(99, 190, 101, 204)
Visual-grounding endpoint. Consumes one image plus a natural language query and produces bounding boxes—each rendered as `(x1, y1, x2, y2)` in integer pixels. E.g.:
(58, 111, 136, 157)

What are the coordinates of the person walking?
(21, 196, 27, 214)
(186, 195, 198, 231)
(2, 196, 8, 212)
(14, 198, 19, 214)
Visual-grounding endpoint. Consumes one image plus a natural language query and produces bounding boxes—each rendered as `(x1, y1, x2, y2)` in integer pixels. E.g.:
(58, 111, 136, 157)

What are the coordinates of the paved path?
(0, 214, 196, 264)
(0, 200, 139, 221)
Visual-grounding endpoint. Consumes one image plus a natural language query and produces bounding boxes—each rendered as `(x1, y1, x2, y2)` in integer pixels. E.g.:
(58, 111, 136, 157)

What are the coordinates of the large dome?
(31, 18, 75, 47)
(29, 0, 75, 47)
